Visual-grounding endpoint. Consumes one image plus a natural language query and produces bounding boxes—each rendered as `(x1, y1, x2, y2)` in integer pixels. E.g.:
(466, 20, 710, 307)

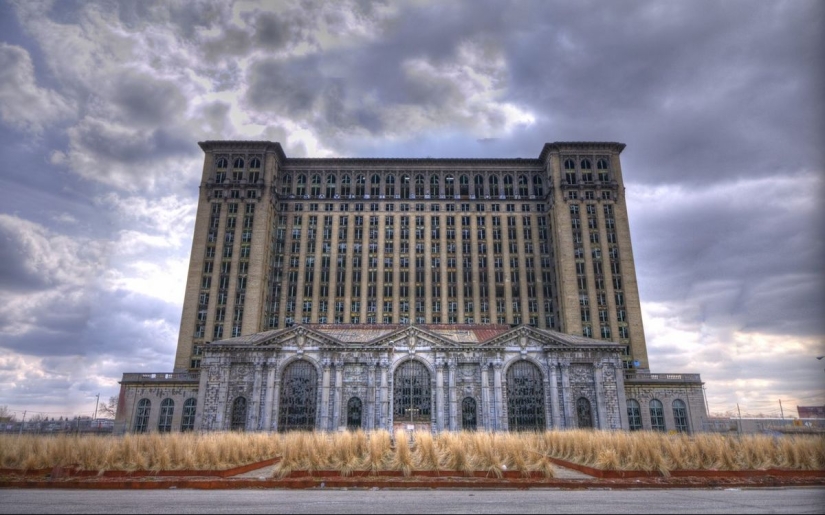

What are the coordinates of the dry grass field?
(1, 430, 823, 477)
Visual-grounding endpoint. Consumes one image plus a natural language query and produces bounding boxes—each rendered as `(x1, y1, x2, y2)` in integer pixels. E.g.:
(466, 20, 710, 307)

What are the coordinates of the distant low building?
(797, 406, 825, 419)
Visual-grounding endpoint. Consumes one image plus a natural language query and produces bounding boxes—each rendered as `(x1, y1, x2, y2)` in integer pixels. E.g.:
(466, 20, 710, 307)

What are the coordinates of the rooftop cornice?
(198, 141, 287, 161)
(539, 142, 626, 163)
(199, 140, 625, 167)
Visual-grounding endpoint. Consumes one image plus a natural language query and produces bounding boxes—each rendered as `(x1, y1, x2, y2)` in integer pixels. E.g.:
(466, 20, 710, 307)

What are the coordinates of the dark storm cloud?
(110, 72, 187, 127)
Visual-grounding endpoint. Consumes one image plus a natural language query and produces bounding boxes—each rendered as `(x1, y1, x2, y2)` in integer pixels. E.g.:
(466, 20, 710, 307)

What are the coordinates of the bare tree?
(0, 405, 14, 422)
(97, 396, 119, 418)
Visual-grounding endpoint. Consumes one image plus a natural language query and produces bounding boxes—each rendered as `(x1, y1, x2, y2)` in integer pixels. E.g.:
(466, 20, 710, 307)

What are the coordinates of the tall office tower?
(173, 141, 649, 374)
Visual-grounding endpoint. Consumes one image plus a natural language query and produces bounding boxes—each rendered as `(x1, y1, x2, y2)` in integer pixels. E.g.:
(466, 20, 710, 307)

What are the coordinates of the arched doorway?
(393, 360, 431, 423)
(506, 361, 545, 431)
(347, 397, 362, 430)
(461, 397, 477, 431)
(278, 360, 318, 431)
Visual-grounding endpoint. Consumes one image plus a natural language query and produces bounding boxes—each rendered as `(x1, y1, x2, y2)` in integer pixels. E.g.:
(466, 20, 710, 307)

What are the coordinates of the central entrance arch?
(506, 361, 545, 431)
(278, 360, 318, 431)
(393, 360, 431, 424)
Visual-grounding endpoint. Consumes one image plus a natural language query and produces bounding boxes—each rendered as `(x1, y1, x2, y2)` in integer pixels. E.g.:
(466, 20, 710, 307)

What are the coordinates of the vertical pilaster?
(333, 358, 344, 430)
(262, 363, 276, 431)
(560, 360, 572, 428)
(250, 362, 263, 430)
(493, 359, 504, 431)
(594, 362, 607, 430)
(321, 359, 331, 430)
(379, 359, 389, 430)
(548, 358, 561, 429)
(448, 360, 457, 430)
(480, 362, 490, 430)
(435, 360, 444, 431)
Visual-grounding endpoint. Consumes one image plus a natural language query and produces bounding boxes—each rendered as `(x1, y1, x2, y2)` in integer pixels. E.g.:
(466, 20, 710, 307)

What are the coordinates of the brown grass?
(0, 430, 821, 474)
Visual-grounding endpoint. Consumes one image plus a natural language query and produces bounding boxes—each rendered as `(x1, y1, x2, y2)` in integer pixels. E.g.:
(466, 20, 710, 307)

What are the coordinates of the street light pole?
(93, 394, 99, 420)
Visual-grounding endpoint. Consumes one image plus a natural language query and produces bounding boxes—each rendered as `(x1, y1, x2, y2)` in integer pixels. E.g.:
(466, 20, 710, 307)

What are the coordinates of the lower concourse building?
(114, 141, 708, 434)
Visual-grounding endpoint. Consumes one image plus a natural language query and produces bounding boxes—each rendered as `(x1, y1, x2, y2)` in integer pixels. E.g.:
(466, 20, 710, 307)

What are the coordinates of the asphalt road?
(0, 488, 824, 514)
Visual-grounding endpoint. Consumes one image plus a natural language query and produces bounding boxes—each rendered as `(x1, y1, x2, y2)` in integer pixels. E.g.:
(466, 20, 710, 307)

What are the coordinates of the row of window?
(280, 173, 549, 199)
(133, 398, 197, 433)
(216, 156, 262, 169)
(626, 398, 690, 433)
(286, 202, 549, 213)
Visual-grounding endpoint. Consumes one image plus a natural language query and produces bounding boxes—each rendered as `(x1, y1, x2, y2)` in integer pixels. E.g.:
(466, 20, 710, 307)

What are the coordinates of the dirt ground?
(2, 459, 823, 490)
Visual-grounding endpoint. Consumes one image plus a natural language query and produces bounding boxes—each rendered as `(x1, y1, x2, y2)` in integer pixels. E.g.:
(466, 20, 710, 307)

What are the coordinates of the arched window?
(400, 175, 410, 199)
(461, 397, 477, 431)
(580, 159, 592, 170)
(415, 175, 425, 196)
(310, 175, 321, 197)
(231, 397, 247, 431)
(459, 175, 470, 197)
(506, 361, 545, 431)
(564, 158, 575, 170)
(576, 397, 593, 429)
(216, 157, 228, 169)
(649, 399, 665, 431)
(341, 175, 351, 196)
(134, 399, 150, 433)
(370, 174, 381, 196)
(281, 174, 292, 196)
(233, 157, 245, 169)
(355, 175, 366, 196)
(474, 175, 484, 197)
(296, 175, 307, 196)
(278, 360, 318, 431)
(326, 175, 337, 198)
(250, 157, 261, 169)
(518, 175, 529, 196)
(627, 399, 642, 431)
(393, 360, 431, 422)
(503, 175, 514, 196)
(532, 175, 544, 197)
(489, 175, 499, 196)
(181, 398, 197, 431)
(386, 175, 396, 196)
(672, 399, 689, 433)
(430, 175, 440, 196)
(158, 398, 174, 432)
(444, 175, 454, 197)
(347, 397, 362, 430)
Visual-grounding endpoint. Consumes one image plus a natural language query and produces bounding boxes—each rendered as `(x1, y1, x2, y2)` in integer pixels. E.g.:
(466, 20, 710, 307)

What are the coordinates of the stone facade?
(114, 141, 708, 435)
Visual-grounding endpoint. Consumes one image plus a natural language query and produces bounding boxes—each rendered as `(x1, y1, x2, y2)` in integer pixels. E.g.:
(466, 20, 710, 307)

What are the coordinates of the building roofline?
(198, 141, 626, 166)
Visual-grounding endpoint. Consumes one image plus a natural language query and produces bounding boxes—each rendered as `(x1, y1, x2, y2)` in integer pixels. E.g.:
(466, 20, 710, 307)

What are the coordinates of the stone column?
(593, 362, 607, 430)
(262, 363, 276, 431)
(547, 358, 561, 429)
(493, 359, 504, 431)
(366, 359, 376, 431)
(333, 358, 344, 430)
(435, 360, 444, 431)
(448, 360, 457, 430)
(250, 362, 263, 430)
(271, 369, 282, 432)
(480, 362, 490, 430)
(379, 359, 389, 430)
(320, 359, 332, 431)
(559, 360, 572, 427)
(215, 365, 230, 430)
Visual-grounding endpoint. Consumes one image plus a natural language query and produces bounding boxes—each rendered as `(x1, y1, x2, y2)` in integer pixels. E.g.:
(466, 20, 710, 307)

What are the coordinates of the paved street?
(1, 487, 823, 514)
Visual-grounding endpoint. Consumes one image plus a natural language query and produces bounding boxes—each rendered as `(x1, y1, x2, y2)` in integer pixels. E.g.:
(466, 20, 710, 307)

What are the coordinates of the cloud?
(0, 43, 74, 133)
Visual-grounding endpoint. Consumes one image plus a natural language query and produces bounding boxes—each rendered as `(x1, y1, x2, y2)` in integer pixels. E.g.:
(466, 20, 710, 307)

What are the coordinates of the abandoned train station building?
(114, 141, 708, 434)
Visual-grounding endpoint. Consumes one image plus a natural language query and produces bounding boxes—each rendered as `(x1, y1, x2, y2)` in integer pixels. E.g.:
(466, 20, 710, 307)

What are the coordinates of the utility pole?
(737, 403, 743, 435)
(18, 411, 26, 435)
(779, 399, 784, 420)
(93, 393, 100, 420)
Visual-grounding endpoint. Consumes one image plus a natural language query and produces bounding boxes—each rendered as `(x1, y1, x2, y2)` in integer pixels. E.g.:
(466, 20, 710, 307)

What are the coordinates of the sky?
(0, 0, 823, 422)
